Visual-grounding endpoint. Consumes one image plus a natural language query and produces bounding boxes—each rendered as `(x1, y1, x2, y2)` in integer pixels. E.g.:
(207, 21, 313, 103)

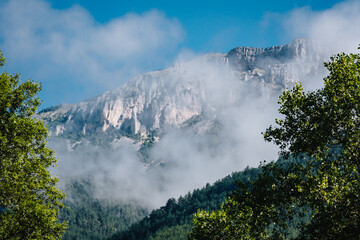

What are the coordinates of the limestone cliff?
(37, 39, 324, 142)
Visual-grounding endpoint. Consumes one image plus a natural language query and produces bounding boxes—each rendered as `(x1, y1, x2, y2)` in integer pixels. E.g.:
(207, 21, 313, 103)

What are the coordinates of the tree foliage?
(189, 48, 360, 239)
(109, 168, 261, 240)
(0, 50, 67, 239)
(60, 180, 148, 240)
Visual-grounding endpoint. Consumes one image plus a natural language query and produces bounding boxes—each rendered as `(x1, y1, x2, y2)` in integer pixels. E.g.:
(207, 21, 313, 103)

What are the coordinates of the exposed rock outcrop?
(37, 39, 325, 140)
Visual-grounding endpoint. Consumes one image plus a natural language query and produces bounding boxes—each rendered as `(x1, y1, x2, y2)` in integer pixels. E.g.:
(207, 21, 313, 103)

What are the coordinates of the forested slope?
(60, 181, 148, 240)
(109, 167, 261, 240)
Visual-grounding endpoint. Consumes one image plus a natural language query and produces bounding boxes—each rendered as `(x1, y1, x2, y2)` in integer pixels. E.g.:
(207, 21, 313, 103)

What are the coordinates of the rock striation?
(37, 39, 324, 141)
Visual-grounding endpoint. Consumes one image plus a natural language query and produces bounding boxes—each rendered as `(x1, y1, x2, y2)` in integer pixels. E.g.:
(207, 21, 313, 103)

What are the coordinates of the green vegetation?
(0, 50, 67, 239)
(149, 224, 192, 240)
(189, 48, 360, 239)
(109, 167, 261, 240)
(4, 42, 358, 239)
(107, 157, 306, 240)
(139, 130, 158, 162)
(60, 180, 148, 240)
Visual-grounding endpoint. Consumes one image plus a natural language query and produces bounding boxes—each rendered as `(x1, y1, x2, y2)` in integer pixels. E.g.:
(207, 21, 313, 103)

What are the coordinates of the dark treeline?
(60, 181, 148, 240)
(108, 166, 262, 240)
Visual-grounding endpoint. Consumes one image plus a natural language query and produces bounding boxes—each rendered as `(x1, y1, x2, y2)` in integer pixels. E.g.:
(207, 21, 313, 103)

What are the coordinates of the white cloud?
(283, 0, 360, 55)
(0, 0, 184, 106)
(50, 58, 281, 209)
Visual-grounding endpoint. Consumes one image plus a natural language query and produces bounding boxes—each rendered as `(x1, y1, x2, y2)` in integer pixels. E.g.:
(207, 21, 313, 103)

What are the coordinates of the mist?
(44, 0, 360, 209)
(49, 55, 321, 208)
(50, 56, 302, 209)
(283, 0, 360, 55)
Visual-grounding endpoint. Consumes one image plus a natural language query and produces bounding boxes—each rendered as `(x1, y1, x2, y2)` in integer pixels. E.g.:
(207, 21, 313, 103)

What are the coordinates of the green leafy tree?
(189, 47, 360, 239)
(0, 50, 67, 239)
(189, 159, 308, 240)
(263, 48, 360, 239)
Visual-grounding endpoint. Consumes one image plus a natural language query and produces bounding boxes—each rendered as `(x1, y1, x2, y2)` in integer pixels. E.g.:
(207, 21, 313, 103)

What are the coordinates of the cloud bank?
(283, 0, 360, 55)
(50, 0, 360, 209)
(0, 0, 184, 107)
(4, 0, 360, 209)
(49, 58, 282, 209)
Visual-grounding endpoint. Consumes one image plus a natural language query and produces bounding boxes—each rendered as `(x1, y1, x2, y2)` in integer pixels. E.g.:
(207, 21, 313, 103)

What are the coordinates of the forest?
(68, 48, 360, 239)
(1, 44, 360, 239)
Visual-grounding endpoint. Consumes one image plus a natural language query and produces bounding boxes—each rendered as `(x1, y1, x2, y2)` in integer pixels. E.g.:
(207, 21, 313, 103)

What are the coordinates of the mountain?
(37, 38, 323, 144)
(108, 155, 308, 240)
(107, 166, 262, 240)
(37, 39, 327, 239)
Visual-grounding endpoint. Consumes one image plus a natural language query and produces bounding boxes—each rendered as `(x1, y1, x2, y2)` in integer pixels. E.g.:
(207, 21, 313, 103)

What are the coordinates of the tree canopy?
(189, 47, 360, 239)
(0, 50, 67, 239)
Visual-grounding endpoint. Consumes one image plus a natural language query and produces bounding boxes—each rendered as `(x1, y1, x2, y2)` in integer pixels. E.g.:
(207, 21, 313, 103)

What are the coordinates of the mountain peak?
(37, 39, 325, 141)
(226, 38, 320, 70)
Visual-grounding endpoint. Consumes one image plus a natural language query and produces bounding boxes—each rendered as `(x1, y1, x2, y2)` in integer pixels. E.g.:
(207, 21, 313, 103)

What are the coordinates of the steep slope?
(37, 39, 326, 240)
(37, 38, 323, 143)
(60, 181, 148, 240)
(108, 156, 307, 240)
(108, 167, 262, 240)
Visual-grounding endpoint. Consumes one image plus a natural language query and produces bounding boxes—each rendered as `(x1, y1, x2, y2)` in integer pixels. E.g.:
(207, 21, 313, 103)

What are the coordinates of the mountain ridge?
(45, 39, 327, 239)
(37, 38, 324, 145)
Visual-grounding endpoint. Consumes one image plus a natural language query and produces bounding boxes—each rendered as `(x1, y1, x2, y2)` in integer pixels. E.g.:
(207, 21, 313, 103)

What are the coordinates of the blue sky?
(0, 0, 359, 109)
(47, 0, 346, 52)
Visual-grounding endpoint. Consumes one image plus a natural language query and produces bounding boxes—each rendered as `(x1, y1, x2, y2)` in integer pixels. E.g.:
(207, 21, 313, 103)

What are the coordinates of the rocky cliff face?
(37, 39, 324, 142)
(227, 38, 320, 68)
